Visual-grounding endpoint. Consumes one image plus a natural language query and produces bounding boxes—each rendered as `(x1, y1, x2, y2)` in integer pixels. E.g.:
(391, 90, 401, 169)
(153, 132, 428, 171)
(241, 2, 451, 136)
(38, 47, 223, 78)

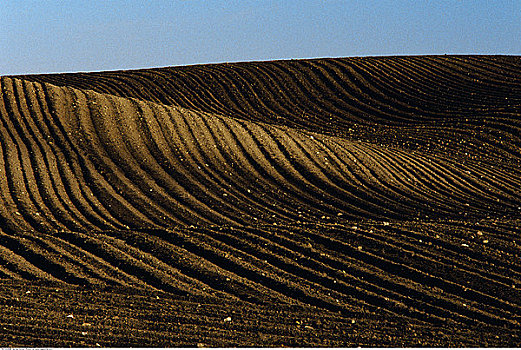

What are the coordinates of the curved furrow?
(0, 98, 35, 233)
(309, 60, 425, 125)
(325, 224, 521, 309)
(383, 223, 521, 280)
(26, 82, 122, 231)
(190, 225, 513, 325)
(15, 56, 521, 135)
(310, 59, 424, 125)
(335, 141, 466, 218)
(197, 65, 263, 120)
(92, 73, 153, 102)
(359, 140, 521, 218)
(338, 59, 456, 123)
(42, 84, 132, 230)
(458, 56, 521, 81)
(214, 119, 337, 222)
(289, 134, 421, 217)
(352, 59, 468, 121)
(268, 129, 416, 219)
(150, 100, 296, 225)
(252, 124, 384, 220)
(280, 224, 520, 326)
(108, 73, 167, 104)
(324, 223, 521, 290)
(2, 75, 516, 227)
(191, 113, 310, 222)
(271, 61, 382, 127)
(147, 104, 284, 222)
(310, 136, 437, 217)
(267, 61, 361, 127)
(411, 59, 520, 111)
(163, 103, 302, 224)
(387, 58, 516, 112)
(0, 232, 91, 285)
(176, 226, 460, 324)
(358, 58, 482, 117)
(103, 93, 241, 226)
(228, 63, 302, 124)
(429, 56, 521, 94)
(363, 143, 517, 216)
(130, 102, 264, 224)
(389, 57, 497, 108)
(13, 79, 101, 232)
(0, 79, 67, 233)
(129, 70, 185, 106)
(171, 67, 238, 116)
(68, 89, 181, 228)
(0, 243, 59, 281)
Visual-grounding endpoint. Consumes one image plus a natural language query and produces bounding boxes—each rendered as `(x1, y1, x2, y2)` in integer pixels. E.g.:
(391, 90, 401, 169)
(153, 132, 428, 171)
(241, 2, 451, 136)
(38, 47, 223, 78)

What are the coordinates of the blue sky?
(2, 0, 521, 75)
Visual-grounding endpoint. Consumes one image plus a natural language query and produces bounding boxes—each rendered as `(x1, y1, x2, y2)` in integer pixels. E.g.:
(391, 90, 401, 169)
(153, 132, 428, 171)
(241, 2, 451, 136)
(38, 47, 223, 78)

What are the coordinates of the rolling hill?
(1, 55, 520, 346)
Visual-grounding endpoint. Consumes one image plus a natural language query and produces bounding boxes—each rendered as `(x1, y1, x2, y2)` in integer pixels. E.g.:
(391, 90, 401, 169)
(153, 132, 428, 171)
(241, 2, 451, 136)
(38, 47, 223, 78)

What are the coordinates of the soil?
(1, 55, 520, 346)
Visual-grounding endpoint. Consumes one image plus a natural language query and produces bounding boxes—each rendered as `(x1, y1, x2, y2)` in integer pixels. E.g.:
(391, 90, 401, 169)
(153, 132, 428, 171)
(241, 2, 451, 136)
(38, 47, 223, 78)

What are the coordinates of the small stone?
(224, 316, 232, 322)
(66, 314, 74, 319)
(461, 243, 469, 247)
(81, 331, 88, 336)
(483, 240, 489, 244)
(383, 222, 390, 226)
(351, 319, 356, 324)
(197, 343, 206, 348)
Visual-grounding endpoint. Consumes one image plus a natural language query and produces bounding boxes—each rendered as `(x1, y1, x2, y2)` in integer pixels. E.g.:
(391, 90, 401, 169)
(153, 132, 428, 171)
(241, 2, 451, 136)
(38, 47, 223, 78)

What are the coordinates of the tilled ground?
(0, 279, 518, 347)
(1, 55, 521, 346)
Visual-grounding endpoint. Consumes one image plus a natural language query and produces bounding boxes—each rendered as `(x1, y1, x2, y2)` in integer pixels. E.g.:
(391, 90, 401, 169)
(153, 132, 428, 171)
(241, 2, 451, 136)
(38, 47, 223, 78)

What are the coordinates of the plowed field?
(1, 55, 521, 346)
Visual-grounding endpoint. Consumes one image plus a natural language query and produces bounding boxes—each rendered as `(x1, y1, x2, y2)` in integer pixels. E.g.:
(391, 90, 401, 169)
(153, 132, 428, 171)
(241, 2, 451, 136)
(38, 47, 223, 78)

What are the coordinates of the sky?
(2, 0, 521, 75)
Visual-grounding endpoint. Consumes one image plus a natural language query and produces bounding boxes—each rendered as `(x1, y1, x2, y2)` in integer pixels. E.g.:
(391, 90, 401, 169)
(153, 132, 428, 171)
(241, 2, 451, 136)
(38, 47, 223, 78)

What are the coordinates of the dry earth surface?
(1, 55, 521, 346)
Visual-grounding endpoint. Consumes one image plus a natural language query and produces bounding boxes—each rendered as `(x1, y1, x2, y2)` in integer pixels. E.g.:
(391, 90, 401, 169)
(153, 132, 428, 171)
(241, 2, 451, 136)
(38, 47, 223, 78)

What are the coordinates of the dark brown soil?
(1, 55, 521, 346)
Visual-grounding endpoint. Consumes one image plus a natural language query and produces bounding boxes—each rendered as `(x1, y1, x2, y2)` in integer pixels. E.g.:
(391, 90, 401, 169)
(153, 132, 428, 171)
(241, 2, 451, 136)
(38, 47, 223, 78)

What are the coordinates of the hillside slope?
(1, 56, 521, 346)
